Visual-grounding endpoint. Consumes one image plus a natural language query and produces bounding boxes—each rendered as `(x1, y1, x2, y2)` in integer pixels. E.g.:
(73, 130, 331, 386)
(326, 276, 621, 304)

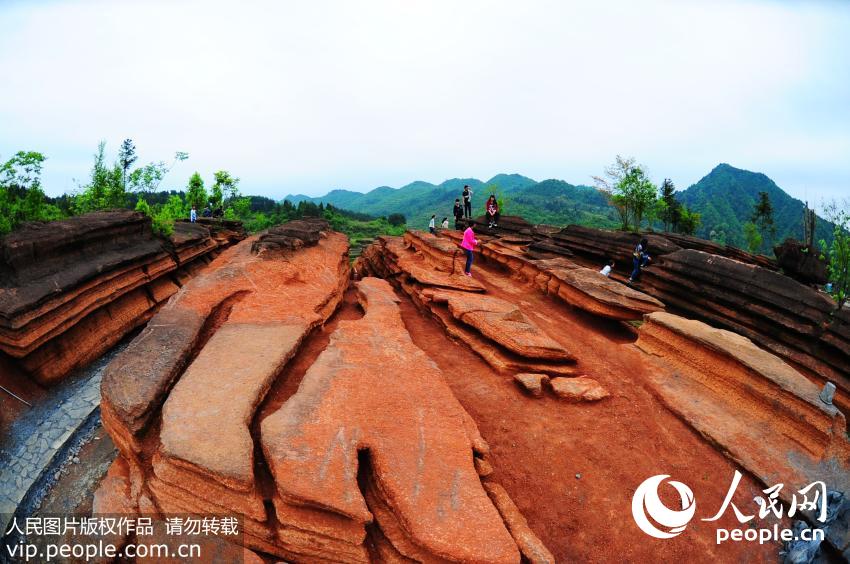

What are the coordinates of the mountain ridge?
(283, 164, 830, 250)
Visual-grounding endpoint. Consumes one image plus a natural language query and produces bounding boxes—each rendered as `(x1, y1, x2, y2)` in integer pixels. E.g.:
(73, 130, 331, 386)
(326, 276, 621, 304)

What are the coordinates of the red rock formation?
(98, 222, 534, 562)
(773, 238, 829, 285)
(358, 233, 580, 377)
(439, 230, 664, 321)
(641, 249, 850, 414)
(0, 211, 242, 385)
(636, 311, 850, 499)
(261, 278, 520, 562)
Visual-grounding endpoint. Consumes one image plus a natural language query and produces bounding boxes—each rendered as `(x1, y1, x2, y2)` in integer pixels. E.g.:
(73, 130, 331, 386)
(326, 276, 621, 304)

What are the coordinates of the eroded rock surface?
(0, 211, 242, 384)
(637, 311, 850, 498)
(96, 222, 536, 562)
(261, 278, 520, 563)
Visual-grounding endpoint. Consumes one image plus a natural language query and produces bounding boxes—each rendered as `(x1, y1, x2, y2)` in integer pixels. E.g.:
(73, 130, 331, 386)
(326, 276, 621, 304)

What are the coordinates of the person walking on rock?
(462, 185, 473, 218)
(628, 239, 651, 283)
(453, 198, 464, 229)
(485, 195, 500, 228)
(461, 221, 479, 277)
(429, 214, 436, 234)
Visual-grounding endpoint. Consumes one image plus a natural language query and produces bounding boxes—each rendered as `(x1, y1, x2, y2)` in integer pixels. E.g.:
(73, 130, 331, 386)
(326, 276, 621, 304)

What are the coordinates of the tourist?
(461, 221, 479, 277)
(190, 205, 197, 223)
(202, 205, 212, 218)
(462, 185, 473, 218)
(600, 259, 614, 277)
(453, 198, 464, 229)
(485, 195, 500, 228)
(628, 239, 651, 283)
(441, 217, 449, 230)
(429, 214, 436, 234)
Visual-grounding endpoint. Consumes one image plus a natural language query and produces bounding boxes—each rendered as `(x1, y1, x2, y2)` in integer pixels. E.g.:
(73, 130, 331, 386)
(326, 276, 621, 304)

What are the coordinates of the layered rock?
(0, 211, 241, 385)
(99, 222, 535, 562)
(440, 231, 664, 321)
(636, 311, 850, 498)
(261, 278, 520, 562)
(527, 224, 776, 270)
(358, 232, 580, 376)
(640, 249, 850, 413)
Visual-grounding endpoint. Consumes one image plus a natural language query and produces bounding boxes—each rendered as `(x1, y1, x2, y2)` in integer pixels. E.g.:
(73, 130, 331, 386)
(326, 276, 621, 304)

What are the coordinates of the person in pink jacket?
(461, 221, 479, 277)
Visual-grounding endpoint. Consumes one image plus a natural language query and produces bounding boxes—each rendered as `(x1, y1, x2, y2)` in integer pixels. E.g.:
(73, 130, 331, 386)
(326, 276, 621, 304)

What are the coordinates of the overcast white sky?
(1, 0, 848, 202)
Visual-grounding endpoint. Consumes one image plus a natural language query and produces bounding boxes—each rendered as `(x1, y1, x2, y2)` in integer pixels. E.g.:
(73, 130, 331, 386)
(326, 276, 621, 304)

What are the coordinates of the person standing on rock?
(429, 214, 436, 234)
(441, 217, 449, 230)
(485, 195, 500, 229)
(190, 205, 197, 223)
(462, 185, 473, 218)
(628, 239, 651, 283)
(453, 198, 464, 229)
(461, 221, 479, 277)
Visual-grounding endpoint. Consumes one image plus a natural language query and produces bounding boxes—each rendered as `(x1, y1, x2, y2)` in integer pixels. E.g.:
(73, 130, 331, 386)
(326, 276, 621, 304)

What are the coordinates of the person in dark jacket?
(462, 185, 473, 218)
(628, 238, 651, 283)
(453, 198, 464, 229)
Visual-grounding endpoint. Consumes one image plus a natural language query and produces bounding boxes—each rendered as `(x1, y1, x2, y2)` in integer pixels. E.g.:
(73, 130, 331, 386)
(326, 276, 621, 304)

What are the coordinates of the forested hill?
(285, 165, 831, 248)
(285, 173, 619, 229)
(678, 163, 832, 248)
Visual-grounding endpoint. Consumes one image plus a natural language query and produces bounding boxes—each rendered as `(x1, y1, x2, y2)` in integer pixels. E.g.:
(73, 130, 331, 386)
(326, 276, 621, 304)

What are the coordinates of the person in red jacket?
(461, 221, 479, 277)
(485, 195, 500, 228)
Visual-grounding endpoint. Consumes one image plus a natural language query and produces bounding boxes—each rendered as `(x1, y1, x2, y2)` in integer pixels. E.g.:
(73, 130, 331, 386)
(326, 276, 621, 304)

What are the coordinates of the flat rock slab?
(261, 277, 520, 563)
(513, 373, 550, 398)
(426, 289, 576, 362)
(549, 376, 609, 402)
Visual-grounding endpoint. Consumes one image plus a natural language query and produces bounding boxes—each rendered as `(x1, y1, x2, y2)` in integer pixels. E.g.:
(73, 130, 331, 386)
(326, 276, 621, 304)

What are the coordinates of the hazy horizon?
(1, 0, 848, 204)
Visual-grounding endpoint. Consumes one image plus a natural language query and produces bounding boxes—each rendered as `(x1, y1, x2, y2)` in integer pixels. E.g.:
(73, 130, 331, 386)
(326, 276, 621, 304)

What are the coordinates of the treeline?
(0, 141, 409, 248)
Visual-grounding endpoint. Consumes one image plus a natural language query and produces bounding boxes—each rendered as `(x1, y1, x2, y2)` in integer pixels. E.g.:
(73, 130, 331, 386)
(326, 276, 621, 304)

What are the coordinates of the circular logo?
(632, 474, 696, 539)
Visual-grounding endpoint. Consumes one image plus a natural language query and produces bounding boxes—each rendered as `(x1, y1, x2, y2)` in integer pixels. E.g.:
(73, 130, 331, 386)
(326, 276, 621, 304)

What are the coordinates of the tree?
(743, 222, 763, 254)
(658, 178, 681, 232)
(593, 155, 635, 231)
(676, 207, 701, 236)
(118, 139, 137, 190)
(0, 150, 61, 234)
(593, 156, 657, 231)
(211, 170, 239, 209)
(387, 213, 406, 226)
(127, 151, 189, 193)
(751, 191, 776, 247)
(185, 172, 208, 210)
(74, 141, 127, 213)
(819, 199, 850, 310)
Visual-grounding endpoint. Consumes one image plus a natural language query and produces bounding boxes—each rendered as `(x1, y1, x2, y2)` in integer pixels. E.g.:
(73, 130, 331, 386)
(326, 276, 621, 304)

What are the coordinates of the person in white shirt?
(428, 214, 436, 234)
(441, 217, 449, 229)
(190, 206, 197, 223)
(600, 259, 614, 277)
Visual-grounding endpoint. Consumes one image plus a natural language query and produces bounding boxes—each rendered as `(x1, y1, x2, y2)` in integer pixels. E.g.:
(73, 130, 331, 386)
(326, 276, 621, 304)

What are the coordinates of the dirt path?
(395, 258, 782, 563)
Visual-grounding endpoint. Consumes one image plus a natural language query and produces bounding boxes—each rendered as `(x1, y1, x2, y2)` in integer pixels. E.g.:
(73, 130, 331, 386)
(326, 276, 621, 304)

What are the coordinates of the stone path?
(0, 341, 129, 537)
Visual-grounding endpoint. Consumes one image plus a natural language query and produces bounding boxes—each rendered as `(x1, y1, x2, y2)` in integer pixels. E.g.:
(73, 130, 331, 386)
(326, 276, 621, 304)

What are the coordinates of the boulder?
(513, 373, 550, 398)
(549, 376, 609, 402)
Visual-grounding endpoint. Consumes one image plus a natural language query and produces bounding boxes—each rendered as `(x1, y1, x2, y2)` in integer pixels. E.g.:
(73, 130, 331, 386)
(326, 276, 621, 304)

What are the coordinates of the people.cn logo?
(632, 475, 697, 539)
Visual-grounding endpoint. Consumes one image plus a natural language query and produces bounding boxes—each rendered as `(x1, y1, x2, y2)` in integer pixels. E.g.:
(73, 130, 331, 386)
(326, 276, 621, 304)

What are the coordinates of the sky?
(1, 0, 849, 204)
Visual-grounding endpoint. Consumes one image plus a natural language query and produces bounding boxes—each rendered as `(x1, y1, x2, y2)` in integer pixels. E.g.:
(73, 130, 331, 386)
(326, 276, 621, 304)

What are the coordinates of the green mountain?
(678, 163, 831, 250)
(284, 173, 617, 228)
(284, 165, 830, 249)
